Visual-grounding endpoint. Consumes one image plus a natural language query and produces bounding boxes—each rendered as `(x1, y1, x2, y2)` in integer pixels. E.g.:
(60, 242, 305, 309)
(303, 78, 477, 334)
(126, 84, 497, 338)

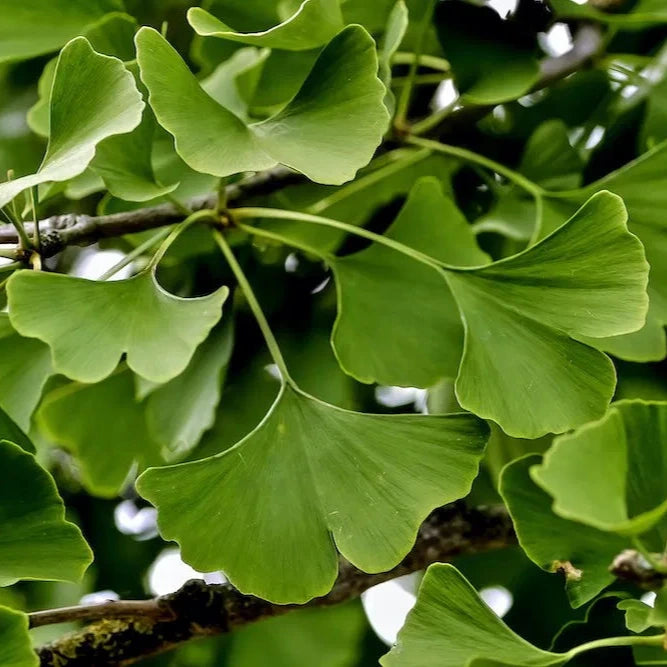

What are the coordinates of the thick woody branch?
(610, 549, 667, 589)
(0, 167, 303, 258)
(35, 502, 515, 666)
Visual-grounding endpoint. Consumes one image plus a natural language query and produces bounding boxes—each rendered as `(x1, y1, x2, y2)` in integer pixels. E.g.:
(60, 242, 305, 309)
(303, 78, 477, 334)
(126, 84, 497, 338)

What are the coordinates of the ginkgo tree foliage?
(0, 0, 666, 665)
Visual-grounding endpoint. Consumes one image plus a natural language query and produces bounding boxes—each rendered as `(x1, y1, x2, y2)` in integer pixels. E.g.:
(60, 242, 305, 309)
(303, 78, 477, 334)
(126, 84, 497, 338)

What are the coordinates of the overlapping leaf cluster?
(0, 0, 666, 664)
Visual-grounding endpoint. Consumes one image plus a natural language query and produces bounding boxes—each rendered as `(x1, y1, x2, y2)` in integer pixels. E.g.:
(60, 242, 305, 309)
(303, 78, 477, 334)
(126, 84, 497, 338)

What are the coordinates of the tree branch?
(35, 502, 515, 666)
(0, 167, 304, 259)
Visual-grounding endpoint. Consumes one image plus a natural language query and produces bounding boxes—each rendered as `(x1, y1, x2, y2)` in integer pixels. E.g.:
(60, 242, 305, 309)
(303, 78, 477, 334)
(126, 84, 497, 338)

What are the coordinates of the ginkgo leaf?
(378, 1, 409, 114)
(137, 384, 488, 603)
(38, 370, 161, 497)
(0, 607, 37, 666)
(331, 177, 489, 386)
(7, 270, 228, 385)
(0, 440, 92, 586)
(0, 37, 143, 209)
(500, 455, 626, 608)
(446, 191, 649, 437)
(136, 25, 389, 185)
(531, 400, 667, 538)
(550, 0, 667, 28)
(0, 314, 53, 432)
(0, 0, 122, 63)
(187, 0, 344, 51)
(0, 409, 33, 455)
(381, 563, 567, 667)
(144, 320, 234, 460)
(434, 0, 540, 104)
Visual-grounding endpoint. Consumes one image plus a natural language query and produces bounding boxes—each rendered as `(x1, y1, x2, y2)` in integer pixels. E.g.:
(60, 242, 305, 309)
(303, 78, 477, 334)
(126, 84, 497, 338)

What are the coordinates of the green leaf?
(0, 37, 144, 209)
(7, 270, 228, 384)
(381, 563, 566, 667)
(136, 25, 389, 185)
(187, 0, 344, 51)
(378, 0, 408, 114)
(0, 440, 92, 586)
(137, 385, 488, 603)
(550, 0, 667, 29)
(0, 606, 38, 666)
(447, 191, 648, 437)
(331, 176, 489, 386)
(38, 370, 161, 497)
(531, 399, 667, 537)
(144, 320, 234, 460)
(500, 455, 626, 608)
(433, 0, 540, 104)
(0, 314, 53, 432)
(0, 0, 123, 63)
(0, 409, 34, 455)
(619, 590, 667, 633)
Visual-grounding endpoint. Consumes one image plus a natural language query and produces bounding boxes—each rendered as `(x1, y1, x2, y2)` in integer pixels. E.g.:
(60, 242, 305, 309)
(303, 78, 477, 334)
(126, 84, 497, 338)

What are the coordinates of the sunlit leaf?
(0, 440, 92, 586)
(136, 26, 389, 185)
(7, 270, 228, 384)
(0, 314, 53, 432)
(0, 37, 143, 209)
(38, 370, 161, 497)
(500, 455, 626, 608)
(0, 0, 123, 63)
(187, 0, 344, 51)
(531, 399, 667, 538)
(378, 0, 408, 114)
(137, 385, 488, 603)
(381, 563, 567, 667)
(550, 0, 667, 29)
(448, 192, 648, 437)
(332, 176, 489, 386)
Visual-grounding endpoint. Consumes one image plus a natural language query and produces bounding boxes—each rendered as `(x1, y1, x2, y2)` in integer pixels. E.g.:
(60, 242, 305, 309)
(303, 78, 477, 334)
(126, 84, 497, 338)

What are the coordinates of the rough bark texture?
(36, 502, 516, 666)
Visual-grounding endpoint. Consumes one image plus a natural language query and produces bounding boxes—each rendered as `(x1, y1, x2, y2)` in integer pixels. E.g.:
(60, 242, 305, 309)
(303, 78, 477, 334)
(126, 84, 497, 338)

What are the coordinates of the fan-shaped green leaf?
(0, 440, 92, 586)
(187, 1, 344, 51)
(0, 37, 143, 209)
(7, 270, 228, 385)
(0, 607, 37, 666)
(433, 1, 540, 104)
(38, 370, 161, 497)
(331, 176, 489, 386)
(136, 26, 389, 185)
(0, 0, 122, 63)
(531, 400, 667, 538)
(137, 384, 488, 603)
(144, 320, 233, 460)
(381, 563, 566, 667)
(0, 314, 53, 432)
(447, 191, 648, 437)
(500, 455, 626, 608)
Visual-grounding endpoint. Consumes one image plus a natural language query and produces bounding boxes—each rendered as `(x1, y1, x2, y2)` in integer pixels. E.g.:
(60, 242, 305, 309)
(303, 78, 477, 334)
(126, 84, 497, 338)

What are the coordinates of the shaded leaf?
(0, 37, 143, 209)
(0, 606, 38, 666)
(7, 270, 228, 384)
(381, 563, 566, 667)
(332, 176, 489, 386)
(0, 0, 122, 63)
(434, 0, 540, 104)
(550, 0, 667, 29)
(0, 314, 53, 432)
(532, 399, 667, 538)
(378, 0, 408, 114)
(145, 320, 234, 460)
(38, 371, 161, 497)
(0, 409, 34, 455)
(187, 0, 344, 51)
(136, 26, 389, 185)
(0, 440, 92, 586)
(137, 385, 488, 603)
(500, 455, 626, 608)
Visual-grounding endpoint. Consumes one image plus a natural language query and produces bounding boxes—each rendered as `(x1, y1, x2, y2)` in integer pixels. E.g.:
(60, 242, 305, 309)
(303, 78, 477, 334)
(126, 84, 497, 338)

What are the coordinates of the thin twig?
(36, 502, 516, 666)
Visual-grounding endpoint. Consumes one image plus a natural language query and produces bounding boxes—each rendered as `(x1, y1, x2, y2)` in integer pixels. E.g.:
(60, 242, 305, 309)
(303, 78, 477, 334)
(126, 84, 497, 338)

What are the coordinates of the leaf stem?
(565, 633, 665, 660)
(632, 537, 667, 575)
(237, 223, 333, 261)
(232, 207, 443, 270)
(394, 0, 437, 128)
(98, 227, 172, 281)
(213, 230, 293, 385)
(30, 186, 40, 252)
(406, 136, 545, 197)
(392, 51, 450, 72)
